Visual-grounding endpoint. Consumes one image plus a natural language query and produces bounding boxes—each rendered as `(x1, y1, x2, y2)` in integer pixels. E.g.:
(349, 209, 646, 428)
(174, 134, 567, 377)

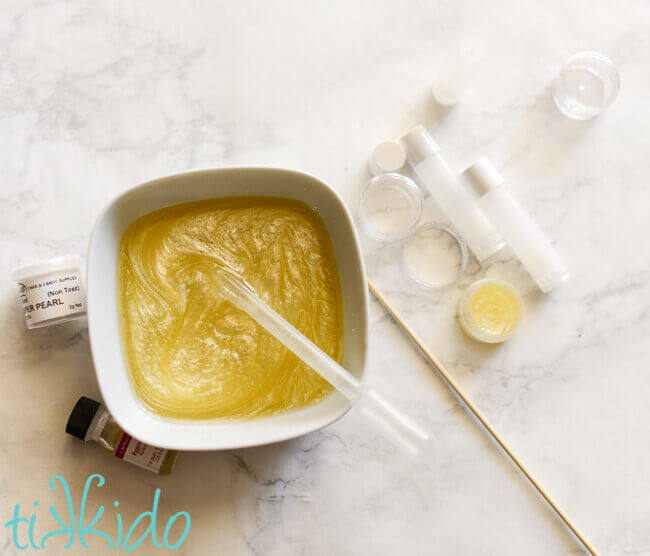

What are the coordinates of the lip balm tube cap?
(368, 140, 407, 176)
(401, 126, 440, 167)
(431, 37, 484, 106)
(461, 157, 505, 198)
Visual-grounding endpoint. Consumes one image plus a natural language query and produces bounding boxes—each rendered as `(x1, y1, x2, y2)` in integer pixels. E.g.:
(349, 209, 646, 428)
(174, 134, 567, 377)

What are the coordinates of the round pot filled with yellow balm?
(459, 279, 524, 343)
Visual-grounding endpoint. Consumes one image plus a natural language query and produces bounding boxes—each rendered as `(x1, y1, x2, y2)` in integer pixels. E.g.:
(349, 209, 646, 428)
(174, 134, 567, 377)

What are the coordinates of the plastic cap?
(12, 254, 82, 282)
(368, 140, 406, 176)
(66, 396, 101, 441)
(461, 157, 504, 199)
(431, 37, 484, 106)
(401, 126, 440, 167)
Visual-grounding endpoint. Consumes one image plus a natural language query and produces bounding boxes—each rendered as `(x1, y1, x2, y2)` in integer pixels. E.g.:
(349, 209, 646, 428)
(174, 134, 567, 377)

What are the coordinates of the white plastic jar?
(11, 255, 86, 329)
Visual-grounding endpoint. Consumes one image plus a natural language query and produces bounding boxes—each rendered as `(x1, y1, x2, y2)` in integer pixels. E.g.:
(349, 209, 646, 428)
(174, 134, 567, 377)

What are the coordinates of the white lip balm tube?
(460, 157, 569, 293)
(401, 126, 505, 262)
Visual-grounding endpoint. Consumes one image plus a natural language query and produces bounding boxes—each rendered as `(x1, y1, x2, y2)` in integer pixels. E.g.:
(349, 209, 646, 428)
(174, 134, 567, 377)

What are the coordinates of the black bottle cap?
(66, 396, 101, 441)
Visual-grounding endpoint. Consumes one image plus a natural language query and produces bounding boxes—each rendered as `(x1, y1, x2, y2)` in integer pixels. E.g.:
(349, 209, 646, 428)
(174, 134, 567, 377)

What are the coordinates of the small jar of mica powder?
(11, 255, 86, 329)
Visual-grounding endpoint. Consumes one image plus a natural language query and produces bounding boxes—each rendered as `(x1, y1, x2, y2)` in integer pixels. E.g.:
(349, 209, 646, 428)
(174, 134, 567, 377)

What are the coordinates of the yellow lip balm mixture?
(459, 279, 523, 343)
(117, 197, 343, 421)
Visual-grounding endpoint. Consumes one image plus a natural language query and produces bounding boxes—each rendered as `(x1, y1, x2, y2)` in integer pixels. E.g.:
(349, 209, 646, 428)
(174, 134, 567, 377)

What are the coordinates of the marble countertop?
(2, 0, 650, 554)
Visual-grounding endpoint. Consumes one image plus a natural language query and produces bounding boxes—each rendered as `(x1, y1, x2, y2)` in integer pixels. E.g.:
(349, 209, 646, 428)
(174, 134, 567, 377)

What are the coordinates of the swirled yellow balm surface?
(459, 279, 523, 343)
(118, 197, 343, 420)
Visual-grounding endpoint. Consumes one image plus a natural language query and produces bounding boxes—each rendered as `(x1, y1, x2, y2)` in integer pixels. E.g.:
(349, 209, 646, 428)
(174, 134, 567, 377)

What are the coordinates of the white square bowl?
(87, 167, 368, 450)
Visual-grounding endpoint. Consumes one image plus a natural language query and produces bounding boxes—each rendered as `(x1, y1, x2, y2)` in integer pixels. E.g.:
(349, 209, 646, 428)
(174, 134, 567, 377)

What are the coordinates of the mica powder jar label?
(12, 255, 86, 329)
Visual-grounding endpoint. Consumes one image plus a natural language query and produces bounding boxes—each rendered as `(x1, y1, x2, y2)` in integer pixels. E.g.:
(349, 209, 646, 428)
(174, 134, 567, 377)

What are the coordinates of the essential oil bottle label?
(17, 270, 86, 327)
(114, 433, 166, 474)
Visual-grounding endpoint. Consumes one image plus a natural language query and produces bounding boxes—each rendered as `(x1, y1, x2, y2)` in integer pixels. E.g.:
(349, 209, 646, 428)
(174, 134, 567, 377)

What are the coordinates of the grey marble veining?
(1, 0, 650, 554)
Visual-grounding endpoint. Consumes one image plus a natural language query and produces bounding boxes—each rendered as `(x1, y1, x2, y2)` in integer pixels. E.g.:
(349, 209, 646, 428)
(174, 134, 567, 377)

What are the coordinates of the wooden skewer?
(367, 278, 598, 556)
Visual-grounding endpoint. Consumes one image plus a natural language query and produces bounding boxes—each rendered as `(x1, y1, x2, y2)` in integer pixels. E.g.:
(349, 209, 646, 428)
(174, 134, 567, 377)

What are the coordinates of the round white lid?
(11, 254, 83, 282)
(368, 140, 406, 176)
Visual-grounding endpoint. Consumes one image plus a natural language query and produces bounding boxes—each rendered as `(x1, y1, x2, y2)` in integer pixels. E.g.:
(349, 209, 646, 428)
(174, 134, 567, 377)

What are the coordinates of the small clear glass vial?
(66, 397, 179, 475)
(358, 173, 423, 242)
(458, 279, 523, 343)
(552, 51, 620, 120)
(11, 255, 86, 329)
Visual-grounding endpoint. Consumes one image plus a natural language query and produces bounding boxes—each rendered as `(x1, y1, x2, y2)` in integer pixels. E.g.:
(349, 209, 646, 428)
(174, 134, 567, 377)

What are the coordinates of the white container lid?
(12, 255, 83, 282)
(368, 140, 407, 176)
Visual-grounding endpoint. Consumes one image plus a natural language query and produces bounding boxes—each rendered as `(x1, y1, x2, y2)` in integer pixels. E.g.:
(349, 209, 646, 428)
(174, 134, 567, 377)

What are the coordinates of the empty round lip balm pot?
(358, 173, 424, 242)
(459, 279, 523, 343)
(402, 222, 468, 289)
(552, 51, 620, 120)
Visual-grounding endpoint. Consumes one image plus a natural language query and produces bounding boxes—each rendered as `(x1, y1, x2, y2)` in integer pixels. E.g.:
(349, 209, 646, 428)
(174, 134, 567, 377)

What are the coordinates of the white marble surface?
(2, 0, 650, 554)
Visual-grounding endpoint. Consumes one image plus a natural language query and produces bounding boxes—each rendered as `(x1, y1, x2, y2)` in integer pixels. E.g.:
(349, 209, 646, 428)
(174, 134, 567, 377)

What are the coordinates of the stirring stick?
(367, 278, 598, 556)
